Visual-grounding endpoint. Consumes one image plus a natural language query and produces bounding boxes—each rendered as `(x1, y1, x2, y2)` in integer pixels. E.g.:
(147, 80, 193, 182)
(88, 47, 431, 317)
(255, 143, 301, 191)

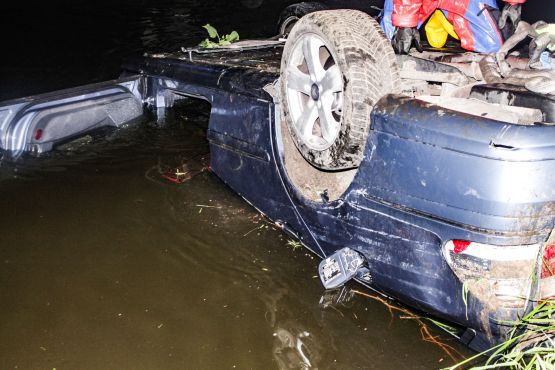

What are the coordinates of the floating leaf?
(202, 24, 218, 39)
(199, 38, 219, 48)
(226, 31, 240, 42)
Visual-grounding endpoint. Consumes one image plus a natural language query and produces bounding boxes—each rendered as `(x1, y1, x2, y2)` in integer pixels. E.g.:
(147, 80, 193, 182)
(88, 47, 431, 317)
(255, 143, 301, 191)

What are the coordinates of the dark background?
(0, 0, 552, 100)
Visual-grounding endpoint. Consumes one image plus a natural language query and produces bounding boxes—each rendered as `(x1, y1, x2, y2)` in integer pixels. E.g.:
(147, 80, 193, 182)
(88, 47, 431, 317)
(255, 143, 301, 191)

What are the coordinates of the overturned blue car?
(1, 8, 554, 350)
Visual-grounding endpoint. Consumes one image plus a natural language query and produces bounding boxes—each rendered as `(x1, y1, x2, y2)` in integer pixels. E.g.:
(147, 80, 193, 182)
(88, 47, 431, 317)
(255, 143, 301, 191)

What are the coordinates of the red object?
(391, 0, 526, 51)
(453, 240, 471, 254)
(542, 243, 555, 279)
(392, 0, 422, 27)
(34, 129, 43, 141)
(392, 0, 527, 28)
(161, 172, 187, 184)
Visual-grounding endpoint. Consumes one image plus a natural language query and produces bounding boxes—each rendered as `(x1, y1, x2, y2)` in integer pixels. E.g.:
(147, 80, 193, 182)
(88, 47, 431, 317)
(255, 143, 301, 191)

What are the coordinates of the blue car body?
(120, 47, 555, 349)
(1, 44, 553, 349)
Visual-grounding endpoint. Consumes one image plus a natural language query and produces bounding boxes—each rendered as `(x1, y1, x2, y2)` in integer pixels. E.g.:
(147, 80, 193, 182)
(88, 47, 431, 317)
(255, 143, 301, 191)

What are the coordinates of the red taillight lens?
(34, 129, 43, 140)
(453, 240, 471, 254)
(542, 243, 555, 279)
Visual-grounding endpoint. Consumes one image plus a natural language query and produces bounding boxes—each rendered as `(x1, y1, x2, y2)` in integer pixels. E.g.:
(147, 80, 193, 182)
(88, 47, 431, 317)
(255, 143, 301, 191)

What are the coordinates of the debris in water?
(352, 289, 463, 363)
(286, 239, 302, 251)
(243, 224, 264, 237)
(145, 154, 209, 184)
(161, 157, 209, 183)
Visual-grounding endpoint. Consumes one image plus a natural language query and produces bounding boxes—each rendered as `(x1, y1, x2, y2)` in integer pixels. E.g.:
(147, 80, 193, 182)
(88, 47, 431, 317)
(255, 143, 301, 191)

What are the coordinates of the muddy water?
(0, 1, 470, 369)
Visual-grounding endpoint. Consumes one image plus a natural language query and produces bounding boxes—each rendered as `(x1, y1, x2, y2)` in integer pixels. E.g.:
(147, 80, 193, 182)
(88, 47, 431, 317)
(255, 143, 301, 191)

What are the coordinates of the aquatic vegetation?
(286, 239, 302, 251)
(447, 300, 555, 369)
(199, 24, 240, 48)
(353, 289, 464, 363)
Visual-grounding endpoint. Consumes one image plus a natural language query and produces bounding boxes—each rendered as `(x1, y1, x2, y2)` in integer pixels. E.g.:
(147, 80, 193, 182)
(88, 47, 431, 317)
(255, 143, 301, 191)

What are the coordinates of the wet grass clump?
(448, 300, 555, 369)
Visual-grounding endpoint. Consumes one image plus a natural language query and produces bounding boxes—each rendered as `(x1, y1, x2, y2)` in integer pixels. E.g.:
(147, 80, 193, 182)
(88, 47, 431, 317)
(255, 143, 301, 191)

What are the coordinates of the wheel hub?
(310, 83, 320, 101)
(284, 34, 344, 151)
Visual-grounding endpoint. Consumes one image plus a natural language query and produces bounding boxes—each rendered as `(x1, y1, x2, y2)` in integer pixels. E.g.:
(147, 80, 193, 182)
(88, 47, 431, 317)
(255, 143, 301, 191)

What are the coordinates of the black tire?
(277, 2, 329, 37)
(280, 9, 400, 170)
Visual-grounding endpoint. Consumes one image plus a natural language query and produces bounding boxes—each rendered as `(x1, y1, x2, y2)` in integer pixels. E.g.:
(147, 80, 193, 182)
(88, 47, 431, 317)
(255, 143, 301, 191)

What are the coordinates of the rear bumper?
(366, 94, 555, 245)
(345, 94, 555, 346)
(0, 76, 144, 155)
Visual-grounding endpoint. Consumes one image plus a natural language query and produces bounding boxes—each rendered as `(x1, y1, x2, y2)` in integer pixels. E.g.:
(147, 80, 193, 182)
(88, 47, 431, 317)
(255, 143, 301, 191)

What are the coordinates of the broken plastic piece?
(318, 248, 365, 290)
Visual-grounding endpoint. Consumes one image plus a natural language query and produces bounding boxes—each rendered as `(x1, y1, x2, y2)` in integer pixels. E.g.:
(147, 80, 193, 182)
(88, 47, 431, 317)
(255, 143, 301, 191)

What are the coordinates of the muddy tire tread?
(281, 9, 400, 169)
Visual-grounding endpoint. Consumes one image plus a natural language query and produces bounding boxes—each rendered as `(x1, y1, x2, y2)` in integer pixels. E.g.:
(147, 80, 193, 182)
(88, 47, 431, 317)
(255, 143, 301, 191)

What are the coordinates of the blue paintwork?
(123, 53, 555, 348)
(2, 49, 546, 348)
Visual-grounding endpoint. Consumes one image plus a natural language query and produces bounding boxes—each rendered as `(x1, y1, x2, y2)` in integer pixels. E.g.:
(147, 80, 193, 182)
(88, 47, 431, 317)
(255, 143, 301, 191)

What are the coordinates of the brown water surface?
(0, 100, 470, 369)
(0, 1, 471, 368)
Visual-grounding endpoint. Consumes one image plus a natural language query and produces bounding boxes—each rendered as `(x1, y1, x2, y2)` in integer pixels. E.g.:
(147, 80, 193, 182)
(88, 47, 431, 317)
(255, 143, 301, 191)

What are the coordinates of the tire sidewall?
(279, 16, 300, 36)
(277, 2, 329, 36)
(281, 13, 366, 170)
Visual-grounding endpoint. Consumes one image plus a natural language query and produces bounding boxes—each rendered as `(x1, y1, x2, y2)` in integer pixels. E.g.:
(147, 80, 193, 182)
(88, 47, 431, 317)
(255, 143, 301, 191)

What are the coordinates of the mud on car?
(1, 2, 554, 351)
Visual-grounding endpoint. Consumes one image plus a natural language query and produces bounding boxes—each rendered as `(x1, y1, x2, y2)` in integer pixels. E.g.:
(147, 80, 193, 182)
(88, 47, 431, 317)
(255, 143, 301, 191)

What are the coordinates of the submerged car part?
(0, 76, 144, 156)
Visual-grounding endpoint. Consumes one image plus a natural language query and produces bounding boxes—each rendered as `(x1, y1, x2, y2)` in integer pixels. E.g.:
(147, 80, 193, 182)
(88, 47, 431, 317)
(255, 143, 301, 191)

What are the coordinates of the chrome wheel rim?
(285, 33, 343, 151)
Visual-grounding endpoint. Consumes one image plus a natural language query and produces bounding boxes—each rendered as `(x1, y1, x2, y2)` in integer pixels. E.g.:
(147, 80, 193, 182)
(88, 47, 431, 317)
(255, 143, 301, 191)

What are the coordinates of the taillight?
(443, 240, 540, 308)
(34, 129, 43, 141)
(453, 240, 471, 254)
(541, 242, 555, 279)
(540, 242, 555, 299)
